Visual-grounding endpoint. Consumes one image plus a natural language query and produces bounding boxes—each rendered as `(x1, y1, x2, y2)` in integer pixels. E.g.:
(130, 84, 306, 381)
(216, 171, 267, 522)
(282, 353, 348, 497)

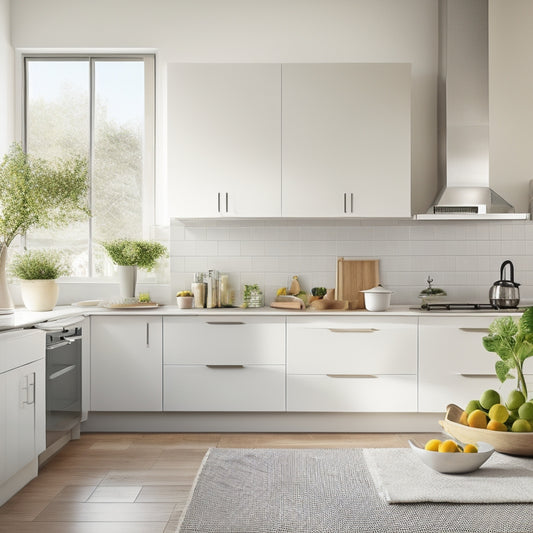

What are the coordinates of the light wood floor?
(0, 431, 440, 532)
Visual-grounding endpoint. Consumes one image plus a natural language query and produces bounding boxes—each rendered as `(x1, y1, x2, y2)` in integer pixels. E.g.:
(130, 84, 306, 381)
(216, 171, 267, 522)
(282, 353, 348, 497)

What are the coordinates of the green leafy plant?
(482, 307, 533, 398)
(0, 143, 90, 250)
(311, 287, 327, 298)
(100, 239, 167, 271)
(9, 249, 70, 280)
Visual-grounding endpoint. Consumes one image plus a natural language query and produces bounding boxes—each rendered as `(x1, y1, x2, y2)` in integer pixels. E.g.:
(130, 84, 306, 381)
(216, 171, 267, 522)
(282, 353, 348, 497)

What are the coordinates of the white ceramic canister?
(360, 284, 393, 311)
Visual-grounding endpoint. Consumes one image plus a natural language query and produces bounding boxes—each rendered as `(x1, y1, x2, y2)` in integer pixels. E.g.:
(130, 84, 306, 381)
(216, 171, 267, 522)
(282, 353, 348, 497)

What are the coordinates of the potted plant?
(100, 239, 168, 299)
(0, 143, 89, 314)
(9, 249, 70, 311)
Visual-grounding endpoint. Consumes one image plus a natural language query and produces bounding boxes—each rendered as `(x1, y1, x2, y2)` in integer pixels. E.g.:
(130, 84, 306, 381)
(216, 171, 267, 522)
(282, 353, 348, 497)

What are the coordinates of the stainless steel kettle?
(489, 260, 520, 308)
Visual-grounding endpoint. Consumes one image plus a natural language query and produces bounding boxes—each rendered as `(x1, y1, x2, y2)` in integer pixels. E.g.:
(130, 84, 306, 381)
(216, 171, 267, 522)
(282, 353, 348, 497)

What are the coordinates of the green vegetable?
(482, 307, 533, 398)
(9, 249, 70, 280)
(311, 287, 327, 298)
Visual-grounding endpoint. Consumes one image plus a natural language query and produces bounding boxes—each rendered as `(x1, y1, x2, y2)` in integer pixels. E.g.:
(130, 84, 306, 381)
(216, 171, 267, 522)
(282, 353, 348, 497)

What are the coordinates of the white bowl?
(408, 439, 494, 474)
(360, 285, 393, 312)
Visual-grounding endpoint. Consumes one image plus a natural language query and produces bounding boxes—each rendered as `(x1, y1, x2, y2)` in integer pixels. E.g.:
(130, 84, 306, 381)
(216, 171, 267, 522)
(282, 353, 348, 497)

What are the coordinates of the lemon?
(463, 444, 478, 453)
(518, 401, 533, 420)
(487, 420, 507, 432)
(467, 409, 488, 429)
(488, 403, 509, 423)
(506, 389, 526, 411)
(424, 439, 441, 452)
(512, 419, 533, 432)
(438, 439, 459, 453)
(480, 389, 500, 410)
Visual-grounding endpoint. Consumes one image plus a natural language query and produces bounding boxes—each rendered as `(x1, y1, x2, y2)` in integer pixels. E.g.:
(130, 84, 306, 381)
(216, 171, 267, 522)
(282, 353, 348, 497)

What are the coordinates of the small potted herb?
(242, 284, 263, 308)
(9, 249, 70, 311)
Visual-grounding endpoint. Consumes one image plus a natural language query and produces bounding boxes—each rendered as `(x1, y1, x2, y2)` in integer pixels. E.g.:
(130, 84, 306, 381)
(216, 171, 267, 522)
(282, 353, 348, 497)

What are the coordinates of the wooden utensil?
(336, 258, 380, 310)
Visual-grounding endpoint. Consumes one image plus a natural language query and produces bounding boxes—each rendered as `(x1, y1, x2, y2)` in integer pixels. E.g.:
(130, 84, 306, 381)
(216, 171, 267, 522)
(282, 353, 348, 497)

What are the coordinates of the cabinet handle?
(217, 192, 221, 213)
(21, 373, 35, 405)
(459, 328, 490, 333)
(206, 321, 245, 325)
(146, 323, 150, 347)
(327, 328, 379, 333)
(206, 364, 245, 369)
(326, 374, 377, 379)
(225, 192, 229, 213)
(350, 193, 354, 213)
(343, 193, 347, 214)
(459, 373, 496, 378)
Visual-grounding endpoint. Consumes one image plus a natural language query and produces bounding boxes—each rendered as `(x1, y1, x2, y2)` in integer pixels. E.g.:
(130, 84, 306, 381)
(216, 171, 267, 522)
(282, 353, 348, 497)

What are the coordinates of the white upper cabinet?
(282, 63, 411, 217)
(167, 63, 282, 217)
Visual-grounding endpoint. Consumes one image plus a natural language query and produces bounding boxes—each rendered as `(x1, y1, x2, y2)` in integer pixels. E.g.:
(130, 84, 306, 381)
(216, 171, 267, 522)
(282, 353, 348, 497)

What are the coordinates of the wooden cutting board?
(336, 258, 380, 310)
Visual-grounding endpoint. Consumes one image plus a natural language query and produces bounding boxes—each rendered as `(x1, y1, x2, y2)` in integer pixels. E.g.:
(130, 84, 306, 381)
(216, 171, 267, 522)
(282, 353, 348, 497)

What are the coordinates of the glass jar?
(247, 289, 264, 308)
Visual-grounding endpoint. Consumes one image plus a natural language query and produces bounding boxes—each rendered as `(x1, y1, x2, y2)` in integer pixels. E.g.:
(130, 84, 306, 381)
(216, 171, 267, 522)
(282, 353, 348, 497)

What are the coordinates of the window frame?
(21, 53, 156, 278)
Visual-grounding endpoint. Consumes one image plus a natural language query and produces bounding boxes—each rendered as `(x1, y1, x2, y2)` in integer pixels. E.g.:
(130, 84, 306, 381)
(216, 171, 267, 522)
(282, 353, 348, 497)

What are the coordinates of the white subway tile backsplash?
(170, 219, 533, 304)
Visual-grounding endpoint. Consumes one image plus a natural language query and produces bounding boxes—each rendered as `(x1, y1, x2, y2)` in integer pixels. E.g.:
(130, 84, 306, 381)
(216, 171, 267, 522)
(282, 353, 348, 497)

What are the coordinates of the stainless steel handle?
(217, 192, 221, 213)
(327, 328, 378, 333)
(65, 335, 83, 343)
(146, 322, 150, 347)
(206, 364, 245, 369)
(350, 193, 354, 213)
(326, 374, 377, 379)
(459, 328, 490, 333)
(459, 373, 496, 378)
(225, 192, 229, 213)
(47, 341, 70, 351)
(343, 193, 347, 213)
(49, 364, 76, 381)
(206, 321, 245, 325)
(21, 373, 35, 405)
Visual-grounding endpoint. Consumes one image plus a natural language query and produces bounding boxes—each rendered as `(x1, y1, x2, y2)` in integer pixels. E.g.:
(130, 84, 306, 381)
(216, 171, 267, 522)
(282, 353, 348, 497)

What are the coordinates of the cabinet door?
(282, 63, 411, 217)
(90, 316, 162, 411)
(1, 361, 41, 483)
(168, 63, 282, 217)
(419, 316, 533, 412)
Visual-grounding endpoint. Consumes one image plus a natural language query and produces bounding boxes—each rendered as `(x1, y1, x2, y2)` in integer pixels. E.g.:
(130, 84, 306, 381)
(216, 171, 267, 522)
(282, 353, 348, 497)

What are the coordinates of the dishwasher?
(35, 316, 83, 451)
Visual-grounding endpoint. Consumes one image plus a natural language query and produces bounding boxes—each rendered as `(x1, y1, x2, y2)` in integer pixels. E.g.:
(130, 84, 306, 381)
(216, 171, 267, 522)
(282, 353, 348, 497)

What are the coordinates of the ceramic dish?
(408, 439, 494, 474)
(440, 403, 533, 457)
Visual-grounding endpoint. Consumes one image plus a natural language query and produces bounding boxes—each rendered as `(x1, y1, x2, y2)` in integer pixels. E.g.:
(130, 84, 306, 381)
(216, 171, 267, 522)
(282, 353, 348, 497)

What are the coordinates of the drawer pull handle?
(206, 364, 245, 369)
(459, 328, 490, 333)
(328, 328, 378, 333)
(206, 321, 245, 325)
(459, 373, 496, 378)
(326, 374, 377, 379)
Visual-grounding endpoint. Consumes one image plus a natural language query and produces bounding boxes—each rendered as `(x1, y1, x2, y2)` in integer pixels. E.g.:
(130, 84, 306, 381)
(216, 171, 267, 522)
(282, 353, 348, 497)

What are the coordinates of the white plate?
(101, 302, 159, 309)
(71, 300, 103, 307)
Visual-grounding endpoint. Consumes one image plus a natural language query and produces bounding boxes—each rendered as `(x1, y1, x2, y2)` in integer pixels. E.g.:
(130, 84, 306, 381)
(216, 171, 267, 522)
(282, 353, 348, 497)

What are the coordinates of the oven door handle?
(65, 336, 82, 344)
(47, 341, 70, 351)
(49, 364, 77, 381)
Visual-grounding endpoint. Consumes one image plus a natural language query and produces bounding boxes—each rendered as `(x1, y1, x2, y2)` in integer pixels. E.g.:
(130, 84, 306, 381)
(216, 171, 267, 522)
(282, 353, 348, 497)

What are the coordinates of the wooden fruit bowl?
(439, 403, 533, 457)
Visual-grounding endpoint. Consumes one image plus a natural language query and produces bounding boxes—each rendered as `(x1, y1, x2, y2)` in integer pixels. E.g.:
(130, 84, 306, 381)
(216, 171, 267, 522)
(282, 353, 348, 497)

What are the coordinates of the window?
(23, 55, 156, 278)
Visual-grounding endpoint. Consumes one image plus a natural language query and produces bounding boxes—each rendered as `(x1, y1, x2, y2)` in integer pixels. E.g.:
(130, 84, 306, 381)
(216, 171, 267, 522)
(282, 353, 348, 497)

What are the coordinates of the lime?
(488, 403, 509, 423)
(480, 389, 500, 410)
(511, 419, 532, 432)
(518, 401, 533, 420)
(465, 399, 481, 415)
(506, 389, 526, 411)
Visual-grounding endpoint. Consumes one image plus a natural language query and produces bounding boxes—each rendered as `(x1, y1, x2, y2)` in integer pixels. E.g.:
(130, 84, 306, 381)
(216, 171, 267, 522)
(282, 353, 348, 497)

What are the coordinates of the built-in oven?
(35, 317, 83, 450)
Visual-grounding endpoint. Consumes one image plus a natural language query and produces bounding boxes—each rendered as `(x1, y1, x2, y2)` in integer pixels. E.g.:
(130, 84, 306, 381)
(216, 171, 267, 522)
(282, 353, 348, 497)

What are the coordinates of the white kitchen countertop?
(0, 303, 529, 332)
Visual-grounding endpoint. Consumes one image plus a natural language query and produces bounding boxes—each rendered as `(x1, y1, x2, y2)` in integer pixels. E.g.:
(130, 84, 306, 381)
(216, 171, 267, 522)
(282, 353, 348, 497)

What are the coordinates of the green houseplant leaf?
(9, 249, 70, 280)
(100, 239, 167, 271)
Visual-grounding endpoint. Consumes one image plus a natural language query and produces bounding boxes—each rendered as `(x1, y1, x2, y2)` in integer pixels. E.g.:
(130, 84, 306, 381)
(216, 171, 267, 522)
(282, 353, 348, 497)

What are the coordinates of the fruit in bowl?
(409, 438, 494, 474)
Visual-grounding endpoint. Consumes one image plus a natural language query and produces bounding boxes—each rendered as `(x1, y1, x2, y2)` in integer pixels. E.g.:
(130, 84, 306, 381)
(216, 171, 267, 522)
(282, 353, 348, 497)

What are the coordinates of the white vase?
(20, 279, 59, 311)
(118, 265, 137, 299)
(0, 245, 14, 314)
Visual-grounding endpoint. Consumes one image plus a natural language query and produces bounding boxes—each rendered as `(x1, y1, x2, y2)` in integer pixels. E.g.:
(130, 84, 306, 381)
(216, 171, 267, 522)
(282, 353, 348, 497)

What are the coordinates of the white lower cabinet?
(0, 329, 45, 505)
(90, 316, 162, 411)
(418, 316, 533, 412)
(163, 316, 285, 411)
(287, 317, 418, 412)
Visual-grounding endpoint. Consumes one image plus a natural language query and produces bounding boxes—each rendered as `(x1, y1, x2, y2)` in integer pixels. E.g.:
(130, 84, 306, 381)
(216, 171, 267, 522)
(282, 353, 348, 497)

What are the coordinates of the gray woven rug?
(177, 448, 533, 533)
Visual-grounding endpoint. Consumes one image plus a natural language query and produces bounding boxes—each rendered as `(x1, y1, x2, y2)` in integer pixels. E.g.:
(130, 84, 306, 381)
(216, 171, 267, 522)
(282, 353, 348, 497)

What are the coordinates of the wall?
(0, 0, 13, 153)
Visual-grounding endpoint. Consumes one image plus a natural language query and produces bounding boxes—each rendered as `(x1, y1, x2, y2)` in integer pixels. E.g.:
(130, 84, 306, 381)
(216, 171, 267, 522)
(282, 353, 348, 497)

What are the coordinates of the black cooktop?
(415, 302, 524, 312)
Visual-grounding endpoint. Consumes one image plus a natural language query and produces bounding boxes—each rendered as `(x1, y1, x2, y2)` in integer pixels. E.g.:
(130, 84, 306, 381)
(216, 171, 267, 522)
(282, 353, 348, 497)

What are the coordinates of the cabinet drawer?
(0, 329, 45, 374)
(287, 317, 417, 374)
(164, 365, 285, 411)
(287, 374, 417, 412)
(418, 316, 532, 412)
(163, 316, 285, 365)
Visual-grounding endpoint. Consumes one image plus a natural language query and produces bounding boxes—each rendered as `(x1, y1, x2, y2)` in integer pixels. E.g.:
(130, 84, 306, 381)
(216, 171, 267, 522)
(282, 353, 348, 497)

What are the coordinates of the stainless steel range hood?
(416, 0, 529, 220)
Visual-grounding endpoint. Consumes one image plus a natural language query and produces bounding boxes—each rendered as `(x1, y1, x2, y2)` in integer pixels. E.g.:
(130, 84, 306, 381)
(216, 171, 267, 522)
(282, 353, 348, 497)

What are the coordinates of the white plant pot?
(20, 279, 59, 311)
(118, 265, 137, 299)
(177, 296, 193, 309)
